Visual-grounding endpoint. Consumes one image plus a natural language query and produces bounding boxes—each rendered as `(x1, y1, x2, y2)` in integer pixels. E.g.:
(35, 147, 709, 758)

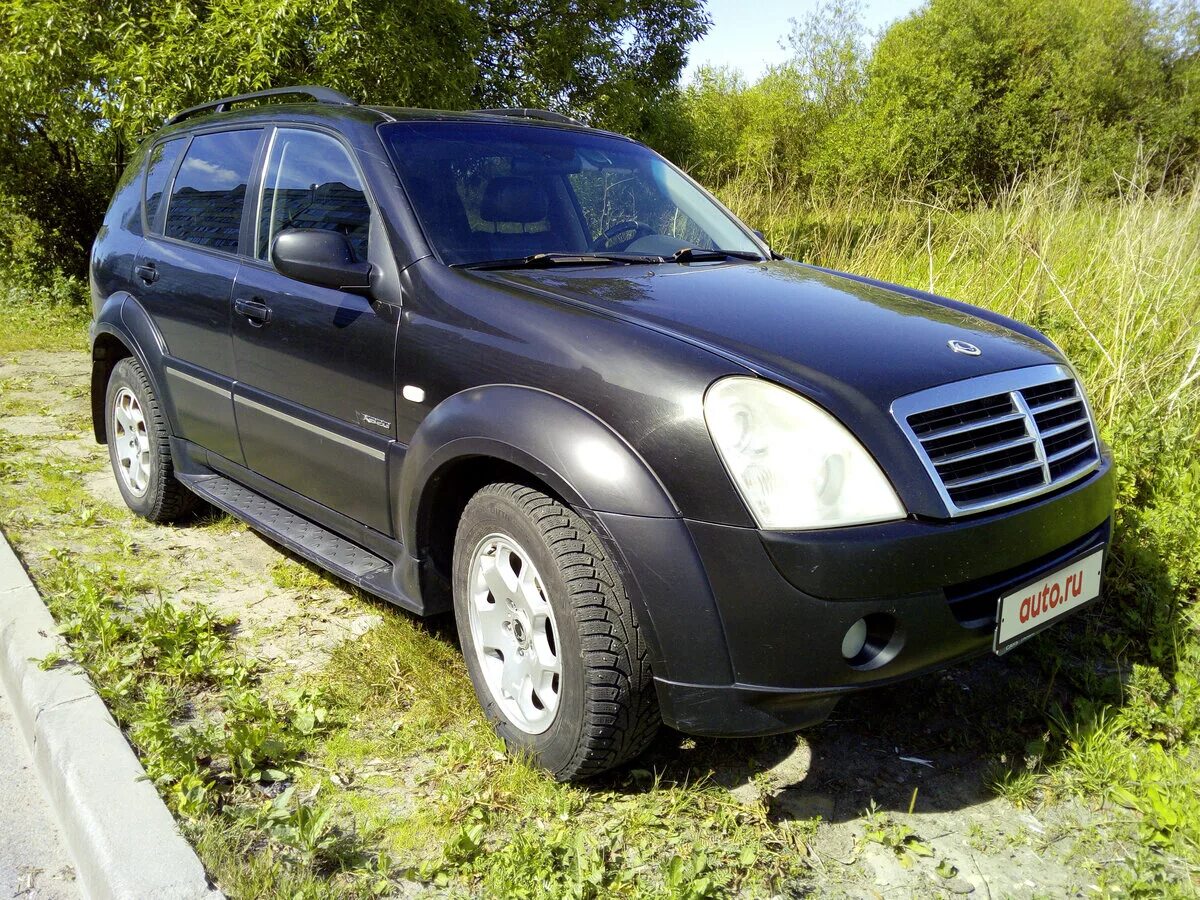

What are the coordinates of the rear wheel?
(452, 483, 659, 780)
(105, 357, 197, 523)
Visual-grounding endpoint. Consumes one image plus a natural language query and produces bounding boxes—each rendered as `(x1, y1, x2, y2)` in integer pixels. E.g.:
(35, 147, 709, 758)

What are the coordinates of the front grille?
(892, 365, 1101, 517)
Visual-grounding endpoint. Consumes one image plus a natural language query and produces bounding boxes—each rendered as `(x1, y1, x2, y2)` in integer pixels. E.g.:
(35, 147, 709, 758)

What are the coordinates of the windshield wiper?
(672, 247, 764, 263)
(455, 252, 663, 271)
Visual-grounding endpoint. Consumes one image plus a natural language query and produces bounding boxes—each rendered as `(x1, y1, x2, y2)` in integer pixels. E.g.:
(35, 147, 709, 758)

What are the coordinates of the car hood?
(477, 259, 1061, 408)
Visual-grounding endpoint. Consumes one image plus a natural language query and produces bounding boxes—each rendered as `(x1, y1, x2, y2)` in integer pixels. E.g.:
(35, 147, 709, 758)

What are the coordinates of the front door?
(133, 127, 264, 464)
(230, 126, 397, 534)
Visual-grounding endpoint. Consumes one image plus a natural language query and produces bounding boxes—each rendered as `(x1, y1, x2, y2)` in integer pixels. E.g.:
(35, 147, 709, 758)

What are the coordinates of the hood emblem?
(948, 339, 981, 356)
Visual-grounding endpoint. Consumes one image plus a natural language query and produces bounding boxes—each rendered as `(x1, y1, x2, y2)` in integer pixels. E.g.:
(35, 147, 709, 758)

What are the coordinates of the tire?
(452, 483, 659, 780)
(105, 357, 198, 523)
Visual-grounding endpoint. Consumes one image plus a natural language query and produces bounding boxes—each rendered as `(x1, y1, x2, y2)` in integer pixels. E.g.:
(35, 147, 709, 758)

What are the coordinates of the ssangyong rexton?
(88, 86, 1114, 779)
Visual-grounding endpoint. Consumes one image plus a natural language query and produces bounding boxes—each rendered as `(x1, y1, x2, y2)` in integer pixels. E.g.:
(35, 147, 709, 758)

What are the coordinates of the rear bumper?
(599, 455, 1114, 737)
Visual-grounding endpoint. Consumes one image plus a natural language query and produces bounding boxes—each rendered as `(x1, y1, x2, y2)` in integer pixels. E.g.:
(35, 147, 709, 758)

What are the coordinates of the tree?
(817, 0, 1200, 196)
(673, 2, 867, 190)
(782, 0, 867, 117)
(0, 0, 708, 276)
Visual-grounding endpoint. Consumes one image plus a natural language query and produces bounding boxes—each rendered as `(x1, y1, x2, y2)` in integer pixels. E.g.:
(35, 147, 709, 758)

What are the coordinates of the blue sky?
(683, 0, 925, 81)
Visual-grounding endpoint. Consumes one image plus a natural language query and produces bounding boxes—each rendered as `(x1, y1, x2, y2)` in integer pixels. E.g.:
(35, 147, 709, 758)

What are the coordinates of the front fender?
(399, 385, 678, 546)
(398, 385, 736, 685)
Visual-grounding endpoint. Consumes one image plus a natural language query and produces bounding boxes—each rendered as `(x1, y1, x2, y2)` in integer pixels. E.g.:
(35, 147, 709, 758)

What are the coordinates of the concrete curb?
(0, 531, 222, 900)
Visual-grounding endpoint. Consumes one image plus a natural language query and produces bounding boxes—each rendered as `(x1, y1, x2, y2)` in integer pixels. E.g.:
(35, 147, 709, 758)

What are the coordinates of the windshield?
(381, 121, 763, 267)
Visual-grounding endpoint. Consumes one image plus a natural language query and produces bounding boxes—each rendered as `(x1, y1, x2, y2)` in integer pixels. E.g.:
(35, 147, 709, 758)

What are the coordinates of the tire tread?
(108, 357, 197, 523)
(470, 483, 659, 780)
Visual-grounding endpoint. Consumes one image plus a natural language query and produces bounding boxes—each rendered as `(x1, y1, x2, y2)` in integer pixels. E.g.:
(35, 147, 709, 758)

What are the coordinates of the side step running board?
(180, 473, 424, 614)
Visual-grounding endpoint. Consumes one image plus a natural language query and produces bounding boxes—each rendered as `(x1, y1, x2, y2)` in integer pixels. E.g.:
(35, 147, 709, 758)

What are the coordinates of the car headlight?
(703, 377, 905, 530)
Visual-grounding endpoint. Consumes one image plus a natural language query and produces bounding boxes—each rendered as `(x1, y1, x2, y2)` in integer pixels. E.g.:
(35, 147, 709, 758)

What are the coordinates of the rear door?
(133, 127, 264, 464)
(230, 125, 397, 534)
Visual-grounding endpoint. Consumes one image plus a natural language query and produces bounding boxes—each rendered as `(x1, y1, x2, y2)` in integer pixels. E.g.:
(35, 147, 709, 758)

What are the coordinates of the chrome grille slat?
(1039, 418, 1088, 440)
(1026, 395, 1082, 414)
(1047, 439, 1096, 464)
(1052, 455, 1100, 482)
(941, 458, 1045, 489)
(929, 434, 1037, 465)
(891, 364, 1101, 517)
(915, 410, 1027, 441)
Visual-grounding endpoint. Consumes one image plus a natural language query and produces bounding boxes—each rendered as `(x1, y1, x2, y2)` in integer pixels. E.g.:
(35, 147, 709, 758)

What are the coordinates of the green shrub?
(668, 0, 1200, 202)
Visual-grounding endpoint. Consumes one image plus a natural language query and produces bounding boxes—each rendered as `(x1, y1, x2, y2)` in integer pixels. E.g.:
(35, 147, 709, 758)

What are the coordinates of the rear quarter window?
(143, 138, 186, 233)
(101, 148, 148, 237)
(164, 129, 261, 253)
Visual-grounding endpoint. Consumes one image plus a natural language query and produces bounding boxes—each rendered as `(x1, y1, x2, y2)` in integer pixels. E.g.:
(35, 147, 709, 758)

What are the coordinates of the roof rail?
(166, 85, 357, 126)
(473, 108, 586, 127)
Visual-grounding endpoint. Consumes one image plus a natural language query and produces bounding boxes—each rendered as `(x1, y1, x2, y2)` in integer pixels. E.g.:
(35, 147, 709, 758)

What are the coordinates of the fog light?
(841, 613, 904, 670)
(841, 618, 868, 660)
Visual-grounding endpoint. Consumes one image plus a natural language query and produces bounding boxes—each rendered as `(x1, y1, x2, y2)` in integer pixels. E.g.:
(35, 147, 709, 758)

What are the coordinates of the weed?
(989, 765, 1040, 808)
(259, 788, 345, 868)
(858, 802, 934, 869)
(70, 503, 99, 527)
(22, 544, 378, 886)
(269, 558, 329, 593)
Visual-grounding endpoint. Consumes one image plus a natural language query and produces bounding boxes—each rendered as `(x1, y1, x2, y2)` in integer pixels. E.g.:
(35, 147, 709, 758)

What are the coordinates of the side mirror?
(271, 229, 372, 293)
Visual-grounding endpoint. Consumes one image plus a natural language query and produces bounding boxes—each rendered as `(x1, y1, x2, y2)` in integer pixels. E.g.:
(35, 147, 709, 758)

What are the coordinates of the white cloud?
(180, 156, 244, 189)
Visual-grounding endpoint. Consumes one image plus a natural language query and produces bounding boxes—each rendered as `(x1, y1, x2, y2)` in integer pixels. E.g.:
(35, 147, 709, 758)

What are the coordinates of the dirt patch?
(0, 414, 66, 437)
(1, 352, 384, 681)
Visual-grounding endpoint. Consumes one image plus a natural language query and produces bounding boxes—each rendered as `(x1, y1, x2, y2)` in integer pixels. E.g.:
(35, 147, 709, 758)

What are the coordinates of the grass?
(0, 274, 89, 353)
(313, 618, 803, 896)
(269, 558, 333, 593)
(1, 168, 1198, 897)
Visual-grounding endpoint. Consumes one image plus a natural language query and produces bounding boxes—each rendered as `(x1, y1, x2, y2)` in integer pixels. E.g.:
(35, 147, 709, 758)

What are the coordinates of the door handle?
(134, 263, 158, 285)
(234, 297, 272, 326)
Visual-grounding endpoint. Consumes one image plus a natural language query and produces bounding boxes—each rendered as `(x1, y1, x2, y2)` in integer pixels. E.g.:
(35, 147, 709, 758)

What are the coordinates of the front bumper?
(598, 454, 1114, 737)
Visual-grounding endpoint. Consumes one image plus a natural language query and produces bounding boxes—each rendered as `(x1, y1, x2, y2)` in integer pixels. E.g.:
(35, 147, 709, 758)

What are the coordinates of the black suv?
(90, 86, 1114, 780)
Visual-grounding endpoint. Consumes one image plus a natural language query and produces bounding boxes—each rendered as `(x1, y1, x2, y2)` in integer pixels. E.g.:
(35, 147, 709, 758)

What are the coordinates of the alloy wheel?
(112, 387, 152, 496)
(466, 532, 563, 734)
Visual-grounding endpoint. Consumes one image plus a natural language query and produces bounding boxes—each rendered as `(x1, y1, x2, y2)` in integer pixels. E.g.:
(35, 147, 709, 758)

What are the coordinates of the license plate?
(994, 548, 1104, 654)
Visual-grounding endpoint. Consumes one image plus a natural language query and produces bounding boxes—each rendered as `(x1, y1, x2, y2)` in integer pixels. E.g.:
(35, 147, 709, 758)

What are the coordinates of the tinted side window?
(143, 138, 185, 232)
(256, 129, 370, 261)
(165, 129, 260, 252)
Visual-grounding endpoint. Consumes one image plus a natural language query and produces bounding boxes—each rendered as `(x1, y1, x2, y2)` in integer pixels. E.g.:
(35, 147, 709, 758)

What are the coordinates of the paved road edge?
(0, 530, 222, 900)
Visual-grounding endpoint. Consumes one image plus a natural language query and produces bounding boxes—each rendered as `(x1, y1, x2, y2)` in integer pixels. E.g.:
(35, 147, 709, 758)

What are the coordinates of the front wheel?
(452, 483, 659, 780)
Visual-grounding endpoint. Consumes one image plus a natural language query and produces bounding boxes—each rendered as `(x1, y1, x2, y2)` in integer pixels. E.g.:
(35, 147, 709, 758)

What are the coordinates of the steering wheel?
(592, 220, 655, 252)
